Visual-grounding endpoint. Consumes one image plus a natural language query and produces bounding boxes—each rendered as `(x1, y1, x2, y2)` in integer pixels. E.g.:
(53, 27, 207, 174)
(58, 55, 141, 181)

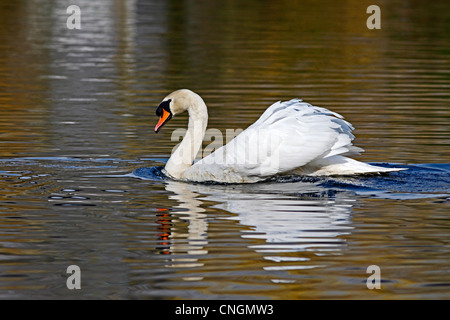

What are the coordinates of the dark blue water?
(132, 163, 450, 201)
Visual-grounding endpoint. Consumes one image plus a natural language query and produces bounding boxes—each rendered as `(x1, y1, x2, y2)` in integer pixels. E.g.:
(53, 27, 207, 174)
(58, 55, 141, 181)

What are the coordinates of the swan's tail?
(290, 156, 407, 176)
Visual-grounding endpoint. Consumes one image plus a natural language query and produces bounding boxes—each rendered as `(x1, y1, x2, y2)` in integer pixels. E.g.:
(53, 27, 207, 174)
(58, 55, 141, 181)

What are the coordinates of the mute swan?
(154, 89, 405, 183)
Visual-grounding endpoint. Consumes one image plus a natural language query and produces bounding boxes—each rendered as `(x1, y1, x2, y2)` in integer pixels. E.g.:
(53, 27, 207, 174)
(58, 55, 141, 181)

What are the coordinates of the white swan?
(154, 89, 405, 183)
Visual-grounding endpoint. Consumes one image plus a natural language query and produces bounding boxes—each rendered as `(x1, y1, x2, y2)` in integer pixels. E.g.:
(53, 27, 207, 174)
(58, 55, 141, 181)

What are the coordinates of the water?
(0, 0, 449, 299)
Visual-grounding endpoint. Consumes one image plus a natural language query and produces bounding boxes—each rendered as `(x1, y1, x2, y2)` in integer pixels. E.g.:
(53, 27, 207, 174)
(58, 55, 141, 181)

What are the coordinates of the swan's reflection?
(161, 179, 356, 273)
(160, 181, 355, 268)
(161, 182, 208, 273)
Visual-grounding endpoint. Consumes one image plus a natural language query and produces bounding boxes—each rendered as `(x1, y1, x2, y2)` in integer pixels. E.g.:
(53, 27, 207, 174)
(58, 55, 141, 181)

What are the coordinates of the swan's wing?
(185, 99, 363, 182)
(253, 99, 364, 158)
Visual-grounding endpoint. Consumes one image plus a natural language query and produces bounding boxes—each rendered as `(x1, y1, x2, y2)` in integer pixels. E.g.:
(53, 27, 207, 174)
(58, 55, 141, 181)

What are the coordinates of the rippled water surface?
(0, 0, 449, 299)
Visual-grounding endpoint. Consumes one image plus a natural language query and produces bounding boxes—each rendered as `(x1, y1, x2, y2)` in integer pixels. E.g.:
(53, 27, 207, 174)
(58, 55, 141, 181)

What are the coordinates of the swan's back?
(184, 99, 396, 183)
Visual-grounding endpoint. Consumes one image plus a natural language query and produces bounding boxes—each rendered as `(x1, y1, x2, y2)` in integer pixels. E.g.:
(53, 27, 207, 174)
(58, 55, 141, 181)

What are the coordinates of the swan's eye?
(156, 99, 172, 117)
(155, 99, 173, 133)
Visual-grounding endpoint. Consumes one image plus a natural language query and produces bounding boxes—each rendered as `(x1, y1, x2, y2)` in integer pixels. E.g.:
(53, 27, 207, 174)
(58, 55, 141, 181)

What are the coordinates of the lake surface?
(0, 0, 449, 299)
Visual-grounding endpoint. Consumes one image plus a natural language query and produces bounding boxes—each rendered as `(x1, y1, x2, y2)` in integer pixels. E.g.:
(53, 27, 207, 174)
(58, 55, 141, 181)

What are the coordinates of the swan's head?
(155, 89, 205, 133)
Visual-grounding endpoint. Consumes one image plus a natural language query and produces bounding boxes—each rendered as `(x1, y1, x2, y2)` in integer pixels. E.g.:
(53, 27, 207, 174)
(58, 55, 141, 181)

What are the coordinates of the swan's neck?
(164, 100, 208, 179)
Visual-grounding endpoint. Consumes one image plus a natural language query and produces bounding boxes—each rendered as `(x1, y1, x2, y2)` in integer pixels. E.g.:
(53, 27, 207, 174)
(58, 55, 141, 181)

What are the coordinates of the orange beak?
(155, 109, 172, 133)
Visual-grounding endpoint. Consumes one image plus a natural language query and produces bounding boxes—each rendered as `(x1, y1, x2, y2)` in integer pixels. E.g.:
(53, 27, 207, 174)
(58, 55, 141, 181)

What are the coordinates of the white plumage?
(155, 90, 405, 183)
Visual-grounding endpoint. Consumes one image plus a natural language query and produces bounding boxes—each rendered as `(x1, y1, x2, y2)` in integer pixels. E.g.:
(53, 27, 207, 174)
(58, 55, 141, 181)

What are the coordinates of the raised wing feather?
(184, 99, 363, 183)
